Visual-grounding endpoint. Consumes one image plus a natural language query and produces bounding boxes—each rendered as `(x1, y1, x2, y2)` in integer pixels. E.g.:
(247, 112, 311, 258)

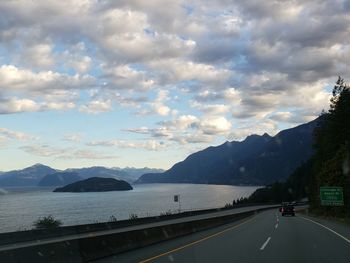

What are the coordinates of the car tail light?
(281, 208, 284, 212)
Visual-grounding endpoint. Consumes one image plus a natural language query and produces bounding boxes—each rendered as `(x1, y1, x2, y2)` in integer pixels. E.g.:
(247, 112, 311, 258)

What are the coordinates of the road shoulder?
(299, 211, 350, 241)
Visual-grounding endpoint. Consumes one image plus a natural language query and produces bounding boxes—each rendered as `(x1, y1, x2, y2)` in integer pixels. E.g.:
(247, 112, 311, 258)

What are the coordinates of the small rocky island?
(53, 177, 133, 192)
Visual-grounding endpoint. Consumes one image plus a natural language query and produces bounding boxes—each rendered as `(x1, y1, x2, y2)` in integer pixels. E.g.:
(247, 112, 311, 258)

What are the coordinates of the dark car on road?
(281, 204, 295, 216)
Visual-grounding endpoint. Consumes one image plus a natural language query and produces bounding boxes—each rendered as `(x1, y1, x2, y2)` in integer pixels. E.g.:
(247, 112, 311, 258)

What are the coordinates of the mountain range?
(0, 165, 164, 187)
(0, 164, 57, 187)
(38, 172, 82, 187)
(136, 118, 319, 185)
(0, 118, 319, 187)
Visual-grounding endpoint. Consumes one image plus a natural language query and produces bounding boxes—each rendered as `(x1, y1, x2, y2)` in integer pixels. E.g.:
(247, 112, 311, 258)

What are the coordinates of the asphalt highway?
(95, 209, 350, 263)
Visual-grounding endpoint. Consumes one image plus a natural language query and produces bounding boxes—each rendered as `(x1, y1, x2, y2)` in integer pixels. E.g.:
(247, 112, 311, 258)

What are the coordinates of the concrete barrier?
(0, 206, 278, 263)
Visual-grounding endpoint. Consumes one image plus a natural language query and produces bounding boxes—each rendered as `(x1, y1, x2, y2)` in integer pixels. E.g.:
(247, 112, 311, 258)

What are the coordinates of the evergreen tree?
(311, 77, 350, 215)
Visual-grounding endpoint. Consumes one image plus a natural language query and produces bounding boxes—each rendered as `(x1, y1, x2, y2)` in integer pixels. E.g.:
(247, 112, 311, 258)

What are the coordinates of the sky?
(0, 0, 350, 171)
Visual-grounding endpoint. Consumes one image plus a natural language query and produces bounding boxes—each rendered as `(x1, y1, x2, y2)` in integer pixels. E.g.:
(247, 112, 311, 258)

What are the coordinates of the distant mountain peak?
(31, 163, 49, 168)
(241, 132, 272, 144)
(243, 133, 267, 143)
(23, 163, 56, 171)
(262, 132, 271, 138)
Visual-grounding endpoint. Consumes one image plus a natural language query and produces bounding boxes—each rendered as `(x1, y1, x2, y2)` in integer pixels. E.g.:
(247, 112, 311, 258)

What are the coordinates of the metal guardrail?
(0, 205, 280, 263)
(0, 203, 278, 246)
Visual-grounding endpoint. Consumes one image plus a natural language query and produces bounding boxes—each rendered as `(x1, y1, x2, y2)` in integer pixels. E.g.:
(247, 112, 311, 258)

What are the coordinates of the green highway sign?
(320, 187, 344, 206)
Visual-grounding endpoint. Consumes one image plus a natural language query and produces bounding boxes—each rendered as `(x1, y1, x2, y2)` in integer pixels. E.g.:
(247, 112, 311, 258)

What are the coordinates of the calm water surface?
(0, 184, 260, 233)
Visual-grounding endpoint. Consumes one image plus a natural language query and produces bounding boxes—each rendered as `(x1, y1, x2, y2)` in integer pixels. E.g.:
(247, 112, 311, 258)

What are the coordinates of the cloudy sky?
(0, 0, 349, 171)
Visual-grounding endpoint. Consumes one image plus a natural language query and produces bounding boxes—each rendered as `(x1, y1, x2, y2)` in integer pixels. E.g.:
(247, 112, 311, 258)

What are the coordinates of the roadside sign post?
(174, 194, 181, 213)
(320, 187, 344, 206)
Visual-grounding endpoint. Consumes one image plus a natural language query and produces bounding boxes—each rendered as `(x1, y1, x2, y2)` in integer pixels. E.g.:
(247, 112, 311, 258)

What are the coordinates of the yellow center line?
(138, 215, 256, 263)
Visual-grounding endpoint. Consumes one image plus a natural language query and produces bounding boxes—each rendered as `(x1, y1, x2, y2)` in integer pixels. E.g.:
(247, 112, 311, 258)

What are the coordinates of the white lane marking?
(260, 237, 271, 250)
(300, 216, 350, 244)
(275, 223, 278, 229)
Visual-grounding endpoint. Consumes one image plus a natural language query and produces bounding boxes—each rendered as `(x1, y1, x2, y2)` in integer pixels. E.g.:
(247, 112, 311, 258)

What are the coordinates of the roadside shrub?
(129, 213, 138, 220)
(109, 215, 118, 222)
(224, 203, 233, 208)
(33, 215, 62, 229)
(160, 210, 173, 216)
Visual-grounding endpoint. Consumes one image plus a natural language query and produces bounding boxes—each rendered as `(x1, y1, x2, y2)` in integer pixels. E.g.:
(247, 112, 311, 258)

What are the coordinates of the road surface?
(95, 209, 350, 263)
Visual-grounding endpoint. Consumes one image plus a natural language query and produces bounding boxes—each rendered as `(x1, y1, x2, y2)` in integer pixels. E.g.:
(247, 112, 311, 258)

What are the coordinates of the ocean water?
(0, 184, 260, 233)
